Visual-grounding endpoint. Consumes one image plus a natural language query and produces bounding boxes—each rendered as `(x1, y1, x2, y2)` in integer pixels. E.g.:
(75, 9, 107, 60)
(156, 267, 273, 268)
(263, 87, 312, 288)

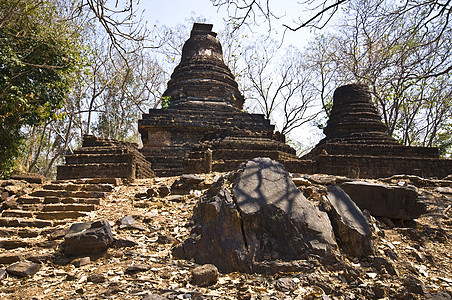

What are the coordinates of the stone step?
(0, 228, 41, 239)
(30, 190, 107, 199)
(51, 177, 122, 185)
(0, 217, 54, 228)
(56, 163, 129, 180)
(35, 211, 88, 220)
(2, 210, 34, 218)
(41, 203, 96, 212)
(0, 249, 54, 264)
(0, 238, 38, 250)
(0, 237, 62, 250)
(42, 196, 101, 205)
(42, 183, 114, 192)
(17, 196, 43, 204)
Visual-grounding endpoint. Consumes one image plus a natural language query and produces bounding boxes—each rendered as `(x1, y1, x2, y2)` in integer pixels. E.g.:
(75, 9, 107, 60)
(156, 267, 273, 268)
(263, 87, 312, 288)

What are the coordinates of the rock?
(142, 294, 167, 300)
(172, 175, 205, 194)
(274, 278, 297, 292)
(117, 216, 146, 231)
(341, 181, 427, 220)
(48, 228, 69, 240)
(191, 264, 219, 286)
(292, 177, 312, 187)
(10, 173, 46, 184)
(28, 254, 53, 263)
(65, 272, 77, 281)
(443, 174, 452, 180)
(113, 236, 138, 248)
(135, 192, 148, 199)
(158, 185, 171, 197)
(0, 268, 6, 280)
(435, 187, 452, 195)
(6, 262, 41, 277)
(147, 187, 159, 197)
(125, 264, 151, 274)
(4, 184, 25, 195)
(71, 256, 90, 267)
(427, 292, 452, 300)
(374, 257, 398, 276)
(157, 234, 176, 244)
(64, 219, 114, 256)
(403, 275, 428, 295)
(0, 254, 24, 264)
(181, 174, 205, 185)
(174, 158, 338, 273)
(87, 273, 106, 283)
(322, 185, 374, 257)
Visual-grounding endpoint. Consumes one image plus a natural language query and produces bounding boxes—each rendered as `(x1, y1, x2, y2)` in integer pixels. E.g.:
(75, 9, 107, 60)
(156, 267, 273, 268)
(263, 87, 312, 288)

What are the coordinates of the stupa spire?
(162, 23, 244, 109)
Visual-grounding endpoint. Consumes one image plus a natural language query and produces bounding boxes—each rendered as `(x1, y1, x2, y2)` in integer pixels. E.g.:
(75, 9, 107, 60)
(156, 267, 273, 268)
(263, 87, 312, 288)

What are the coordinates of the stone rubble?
(0, 169, 449, 299)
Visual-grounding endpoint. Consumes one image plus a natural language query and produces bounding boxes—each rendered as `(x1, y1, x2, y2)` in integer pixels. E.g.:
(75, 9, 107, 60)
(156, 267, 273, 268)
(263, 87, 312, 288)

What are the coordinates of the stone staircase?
(0, 178, 119, 261)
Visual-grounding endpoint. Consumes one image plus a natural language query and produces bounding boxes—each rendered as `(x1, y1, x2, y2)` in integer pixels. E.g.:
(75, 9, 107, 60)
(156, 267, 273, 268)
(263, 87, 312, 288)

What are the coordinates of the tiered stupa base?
(139, 101, 309, 176)
(304, 84, 452, 178)
(57, 135, 154, 180)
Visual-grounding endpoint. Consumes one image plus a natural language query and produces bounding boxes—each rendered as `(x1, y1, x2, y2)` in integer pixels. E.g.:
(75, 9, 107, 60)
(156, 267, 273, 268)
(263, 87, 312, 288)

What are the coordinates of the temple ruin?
(57, 135, 154, 181)
(55, 23, 451, 180)
(303, 84, 452, 178)
(138, 23, 307, 176)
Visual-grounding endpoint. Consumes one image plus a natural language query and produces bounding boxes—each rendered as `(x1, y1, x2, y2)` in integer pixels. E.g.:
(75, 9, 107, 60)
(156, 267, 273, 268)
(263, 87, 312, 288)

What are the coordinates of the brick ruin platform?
(138, 23, 307, 176)
(57, 135, 154, 180)
(303, 84, 452, 178)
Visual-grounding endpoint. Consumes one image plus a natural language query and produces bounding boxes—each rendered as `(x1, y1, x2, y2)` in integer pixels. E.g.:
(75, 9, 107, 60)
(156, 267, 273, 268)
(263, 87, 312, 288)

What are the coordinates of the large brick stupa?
(138, 23, 307, 176)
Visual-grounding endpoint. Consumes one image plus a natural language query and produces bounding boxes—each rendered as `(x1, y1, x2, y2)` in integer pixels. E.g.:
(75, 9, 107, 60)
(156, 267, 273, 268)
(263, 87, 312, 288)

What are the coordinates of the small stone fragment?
(65, 272, 77, 281)
(403, 275, 428, 295)
(142, 294, 167, 300)
(157, 234, 176, 244)
(292, 177, 312, 187)
(87, 273, 106, 283)
(71, 256, 90, 267)
(6, 262, 41, 277)
(0, 268, 6, 280)
(181, 174, 204, 185)
(274, 277, 297, 292)
(0, 254, 24, 264)
(64, 219, 114, 256)
(117, 215, 146, 231)
(125, 264, 151, 274)
(158, 185, 171, 197)
(114, 236, 138, 248)
(191, 264, 219, 286)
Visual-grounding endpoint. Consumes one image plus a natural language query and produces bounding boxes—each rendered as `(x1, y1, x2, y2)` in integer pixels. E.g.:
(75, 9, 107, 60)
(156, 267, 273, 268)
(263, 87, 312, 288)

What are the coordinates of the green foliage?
(161, 96, 172, 108)
(0, 0, 81, 177)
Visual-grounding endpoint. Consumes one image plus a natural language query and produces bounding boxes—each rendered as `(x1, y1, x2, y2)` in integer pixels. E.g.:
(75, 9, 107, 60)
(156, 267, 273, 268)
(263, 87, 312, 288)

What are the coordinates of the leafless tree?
(243, 38, 320, 134)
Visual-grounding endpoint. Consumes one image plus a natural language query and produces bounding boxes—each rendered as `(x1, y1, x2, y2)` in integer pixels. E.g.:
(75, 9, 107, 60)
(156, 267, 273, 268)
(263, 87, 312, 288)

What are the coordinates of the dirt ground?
(0, 173, 451, 299)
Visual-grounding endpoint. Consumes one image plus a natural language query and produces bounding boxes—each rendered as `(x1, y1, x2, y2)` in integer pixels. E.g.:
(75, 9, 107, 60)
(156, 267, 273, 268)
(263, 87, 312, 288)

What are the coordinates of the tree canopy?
(0, 0, 81, 177)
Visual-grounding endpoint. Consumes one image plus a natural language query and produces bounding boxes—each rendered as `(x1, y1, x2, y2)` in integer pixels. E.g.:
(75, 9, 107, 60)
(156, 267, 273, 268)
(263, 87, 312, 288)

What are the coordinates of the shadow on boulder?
(173, 157, 339, 273)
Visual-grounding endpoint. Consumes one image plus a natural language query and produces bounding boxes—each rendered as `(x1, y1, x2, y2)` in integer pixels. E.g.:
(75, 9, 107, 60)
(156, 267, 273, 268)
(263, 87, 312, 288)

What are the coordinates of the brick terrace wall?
(315, 154, 452, 179)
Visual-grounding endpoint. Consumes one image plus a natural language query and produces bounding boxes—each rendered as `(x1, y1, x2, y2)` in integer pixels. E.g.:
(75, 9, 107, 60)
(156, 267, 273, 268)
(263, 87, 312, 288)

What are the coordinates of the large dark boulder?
(323, 185, 374, 257)
(173, 158, 338, 273)
(64, 219, 114, 256)
(341, 181, 427, 220)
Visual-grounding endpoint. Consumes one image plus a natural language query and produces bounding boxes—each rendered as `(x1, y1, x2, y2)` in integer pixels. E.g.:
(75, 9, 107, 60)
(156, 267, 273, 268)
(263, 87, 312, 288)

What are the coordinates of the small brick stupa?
(138, 23, 306, 176)
(304, 84, 452, 178)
